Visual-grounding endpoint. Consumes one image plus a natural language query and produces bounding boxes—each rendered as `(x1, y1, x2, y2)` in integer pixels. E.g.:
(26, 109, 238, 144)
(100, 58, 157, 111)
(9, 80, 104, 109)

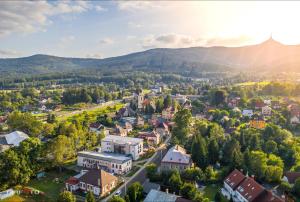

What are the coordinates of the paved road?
(102, 136, 170, 202)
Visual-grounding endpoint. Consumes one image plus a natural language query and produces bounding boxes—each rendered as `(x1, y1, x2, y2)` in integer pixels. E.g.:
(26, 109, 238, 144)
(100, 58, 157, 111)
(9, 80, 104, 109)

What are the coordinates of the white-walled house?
(77, 151, 132, 175)
(261, 106, 272, 116)
(242, 110, 253, 117)
(101, 135, 143, 160)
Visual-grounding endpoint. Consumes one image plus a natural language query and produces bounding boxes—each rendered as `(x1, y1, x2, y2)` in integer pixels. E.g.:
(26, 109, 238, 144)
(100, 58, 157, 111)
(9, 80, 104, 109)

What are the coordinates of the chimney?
(166, 189, 168, 194)
(251, 175, 255, 179)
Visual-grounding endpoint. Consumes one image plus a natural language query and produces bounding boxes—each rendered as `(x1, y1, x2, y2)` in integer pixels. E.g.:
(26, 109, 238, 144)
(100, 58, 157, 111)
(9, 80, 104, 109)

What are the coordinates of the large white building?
(77, 151, 132, 175)
(101, 135, 143, 160)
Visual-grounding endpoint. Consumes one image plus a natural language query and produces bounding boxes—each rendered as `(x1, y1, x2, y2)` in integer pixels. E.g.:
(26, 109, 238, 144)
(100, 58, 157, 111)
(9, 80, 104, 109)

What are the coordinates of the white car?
(115, 190, 121, 196)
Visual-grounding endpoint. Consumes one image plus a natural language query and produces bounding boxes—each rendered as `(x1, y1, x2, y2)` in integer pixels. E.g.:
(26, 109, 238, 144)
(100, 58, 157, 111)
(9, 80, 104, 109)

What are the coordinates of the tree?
(172, 109, 192, 144)
(180, 183, 198, 200)
(126, 182, 143, 202)
(264, 140, 278, 154)
(293, 178, 300, 197)
(85, 191, 95, 202)
(168, 170, 182, 193)
(192, 135, 207, 169)
(208, 138, 219, 164)
(108, 196, 126, 202)
(146, 163, 158, 181)
(57, 191, 76, 202)
(181, 167, 203, 182)
(212, 90, 227, 106)
(164, 95, 172, 109)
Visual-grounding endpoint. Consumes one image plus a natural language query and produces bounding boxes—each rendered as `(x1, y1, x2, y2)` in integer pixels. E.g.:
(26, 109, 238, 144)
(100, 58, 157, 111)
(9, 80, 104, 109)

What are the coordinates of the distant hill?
(1, 37, 300, 77)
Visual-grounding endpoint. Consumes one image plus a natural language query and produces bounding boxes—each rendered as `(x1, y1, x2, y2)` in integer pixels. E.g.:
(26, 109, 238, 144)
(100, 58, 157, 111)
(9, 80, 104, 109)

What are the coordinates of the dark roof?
(284, 172, 300, 184)
(78, 169, 117, 188)
(236, 177, 265, 202)
(0, 136, 8, 145)
(142, 181, 160, 194)
(175, 198, 192, 202)
(224, 169, 246, 190)
(66, 177, 79, 185)
(253, 190, 284, 202)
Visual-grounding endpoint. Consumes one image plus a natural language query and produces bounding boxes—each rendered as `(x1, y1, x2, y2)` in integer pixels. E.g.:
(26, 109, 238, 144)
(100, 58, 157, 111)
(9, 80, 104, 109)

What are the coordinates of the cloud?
(0, 49, 20, 57)
(0, 1, 90, 37)
(128, 22, 143, 28)
(85, 53, 102, 59)
(59, 35, 75, 48)
(95, 5, 106, 12)
(142, 34, 203, 49)
(98, 38, 114, 45)
(117, 1, 158, 11)
(205, 35, 254, 47)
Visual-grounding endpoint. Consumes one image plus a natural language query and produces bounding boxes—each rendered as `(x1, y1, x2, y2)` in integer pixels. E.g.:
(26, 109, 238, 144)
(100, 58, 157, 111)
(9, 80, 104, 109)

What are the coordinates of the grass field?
(203, 184, 221, 201)
(235, 81, 270, 87)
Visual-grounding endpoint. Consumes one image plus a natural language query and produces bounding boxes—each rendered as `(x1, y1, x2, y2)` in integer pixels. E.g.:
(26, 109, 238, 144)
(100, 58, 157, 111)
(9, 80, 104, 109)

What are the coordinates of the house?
(271, 101, 281, 109)
(221, 169, 284, 202)
(263, 99, 271, 106)
(142, 180, 161, 194)
(133, 92, 144, 110)
(228, 97, 240, 108)
(235, 177, 264, 202)
(116, 106, 135, 118)
(155, 122, 170, 137)
(101, 135, 143, 160)
(114, 125, 127, 137)
(222, 169, 246, 199)
(162, 107, 176, 120)
(138, 131, 160, 146)
(288, 104, 300, 117)
(172, 94, 187, 105)
(255, 100, 265, 110)
(65, 169, 118, 197)
(148, 114, 159, 126)
(143, 99, 156, 112)
(135, 116, 144, 127)
(144, 189, 191, 202)
(0, 131, 29, 151)
(250, 119, 266, 129)
(89, 123, 109, 136)
(123, 122, 133, 133)
(261, 106, 272, 116)
(0, 189, 15, 200)
(77, 151, 132, 174)
(242, 110, 253, 117)
(290, 116, 300, 124)
(161, 145, 192, 172)
(182, 101, 192, 110)
(282, 171, 300, 185)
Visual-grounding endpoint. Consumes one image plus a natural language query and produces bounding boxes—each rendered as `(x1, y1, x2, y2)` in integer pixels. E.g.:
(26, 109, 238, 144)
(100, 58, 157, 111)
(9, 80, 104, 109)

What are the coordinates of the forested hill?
(1, 37, 300, 77)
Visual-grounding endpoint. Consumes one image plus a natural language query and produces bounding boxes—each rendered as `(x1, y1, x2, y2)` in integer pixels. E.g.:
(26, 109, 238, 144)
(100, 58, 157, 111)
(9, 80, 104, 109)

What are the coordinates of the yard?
(203, 184, 221, 201)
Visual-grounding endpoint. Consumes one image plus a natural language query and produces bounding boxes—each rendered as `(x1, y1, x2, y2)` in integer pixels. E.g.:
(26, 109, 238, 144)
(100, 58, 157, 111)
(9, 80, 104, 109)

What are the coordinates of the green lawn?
(203, 184, 221, 201)
(26, 170, 76, 202)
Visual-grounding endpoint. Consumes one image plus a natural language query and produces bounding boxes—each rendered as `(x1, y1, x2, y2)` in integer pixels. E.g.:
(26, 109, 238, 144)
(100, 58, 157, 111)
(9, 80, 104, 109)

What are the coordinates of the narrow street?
(102, 135, 171, 202)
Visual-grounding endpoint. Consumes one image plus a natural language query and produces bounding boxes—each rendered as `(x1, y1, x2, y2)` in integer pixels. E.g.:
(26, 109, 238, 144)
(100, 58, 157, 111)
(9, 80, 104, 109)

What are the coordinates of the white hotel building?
(101, 135, 143, 160)
(77, 151, 132, 175)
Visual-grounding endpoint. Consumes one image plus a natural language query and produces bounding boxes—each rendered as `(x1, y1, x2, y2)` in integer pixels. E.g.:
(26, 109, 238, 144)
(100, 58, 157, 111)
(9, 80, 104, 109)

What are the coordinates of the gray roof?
(162, 145, 191, 165)
(0, 131, 29, 146)
(142, 181, 161, 194)
(78, 151, 132, 164)
(102, 135, 143, 146)
(144, 190, 177, 202)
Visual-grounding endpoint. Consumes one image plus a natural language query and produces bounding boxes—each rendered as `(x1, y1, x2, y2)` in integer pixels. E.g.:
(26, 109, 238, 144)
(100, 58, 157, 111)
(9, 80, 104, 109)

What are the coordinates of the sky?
(1, 1, 300, 58)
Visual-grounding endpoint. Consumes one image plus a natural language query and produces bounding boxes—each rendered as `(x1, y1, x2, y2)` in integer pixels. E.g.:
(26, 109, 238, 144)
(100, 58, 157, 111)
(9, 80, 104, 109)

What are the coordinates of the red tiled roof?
(284, 172, 300, 184)
(253, 190, 284, 202)
(224, 169, 246, 190)
(236, 177, 265, 202)
(66, 177, 79, 185)
(79, 169, 117, 188)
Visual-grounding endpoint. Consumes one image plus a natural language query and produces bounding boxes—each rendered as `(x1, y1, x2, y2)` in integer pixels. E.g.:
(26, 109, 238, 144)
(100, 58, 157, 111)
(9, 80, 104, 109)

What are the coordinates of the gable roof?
(144, 190, 177, 202)
(284, 171, 300, 184)
(253, 190, 284, 202)
(0, 131, 29, 146)
(236, 177, 264, 202)
(78, 169, 117, 188)
(162, 145, 191, 165)
(224, 169, 246, 190)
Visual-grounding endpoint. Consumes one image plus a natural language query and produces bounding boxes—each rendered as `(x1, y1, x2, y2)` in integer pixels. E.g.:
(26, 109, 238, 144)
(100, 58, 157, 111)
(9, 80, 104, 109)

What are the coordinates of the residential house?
(0, 189, 15, 200)
(282, 171, 300, 185)
(162, 107, 176, 120)
(250, 119, 266, 129)
(221, 169, 284, 202)
(65, 169, 118, 197)
(144, 189, 192, 202)
(142, 180, 160, 194)
(290, 116, 300, 124)
(263, 99, 271, 106)
(172, 94, 187, 105)
(135, 116, 144, 127)
(261, 106, 272, 116)
(255, 100, 265, 110)
(182, 101, 192, 110)
(114, 125, 127, 137)
(155, 122, 170, 137)
(271, 101, 281, 109)
(242, 110, 253, 117)
(133, 92, 144, 110)
(77, 151, 132, 175)
(116, 106, 135, 118)
(161, 145, 192, 172)
(0, 131, 29, 152)
(101, 135, 143, 160)
(228, 97, 240, 108)
(89, 123, 109, 136)
(138, 131, 160, 146)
